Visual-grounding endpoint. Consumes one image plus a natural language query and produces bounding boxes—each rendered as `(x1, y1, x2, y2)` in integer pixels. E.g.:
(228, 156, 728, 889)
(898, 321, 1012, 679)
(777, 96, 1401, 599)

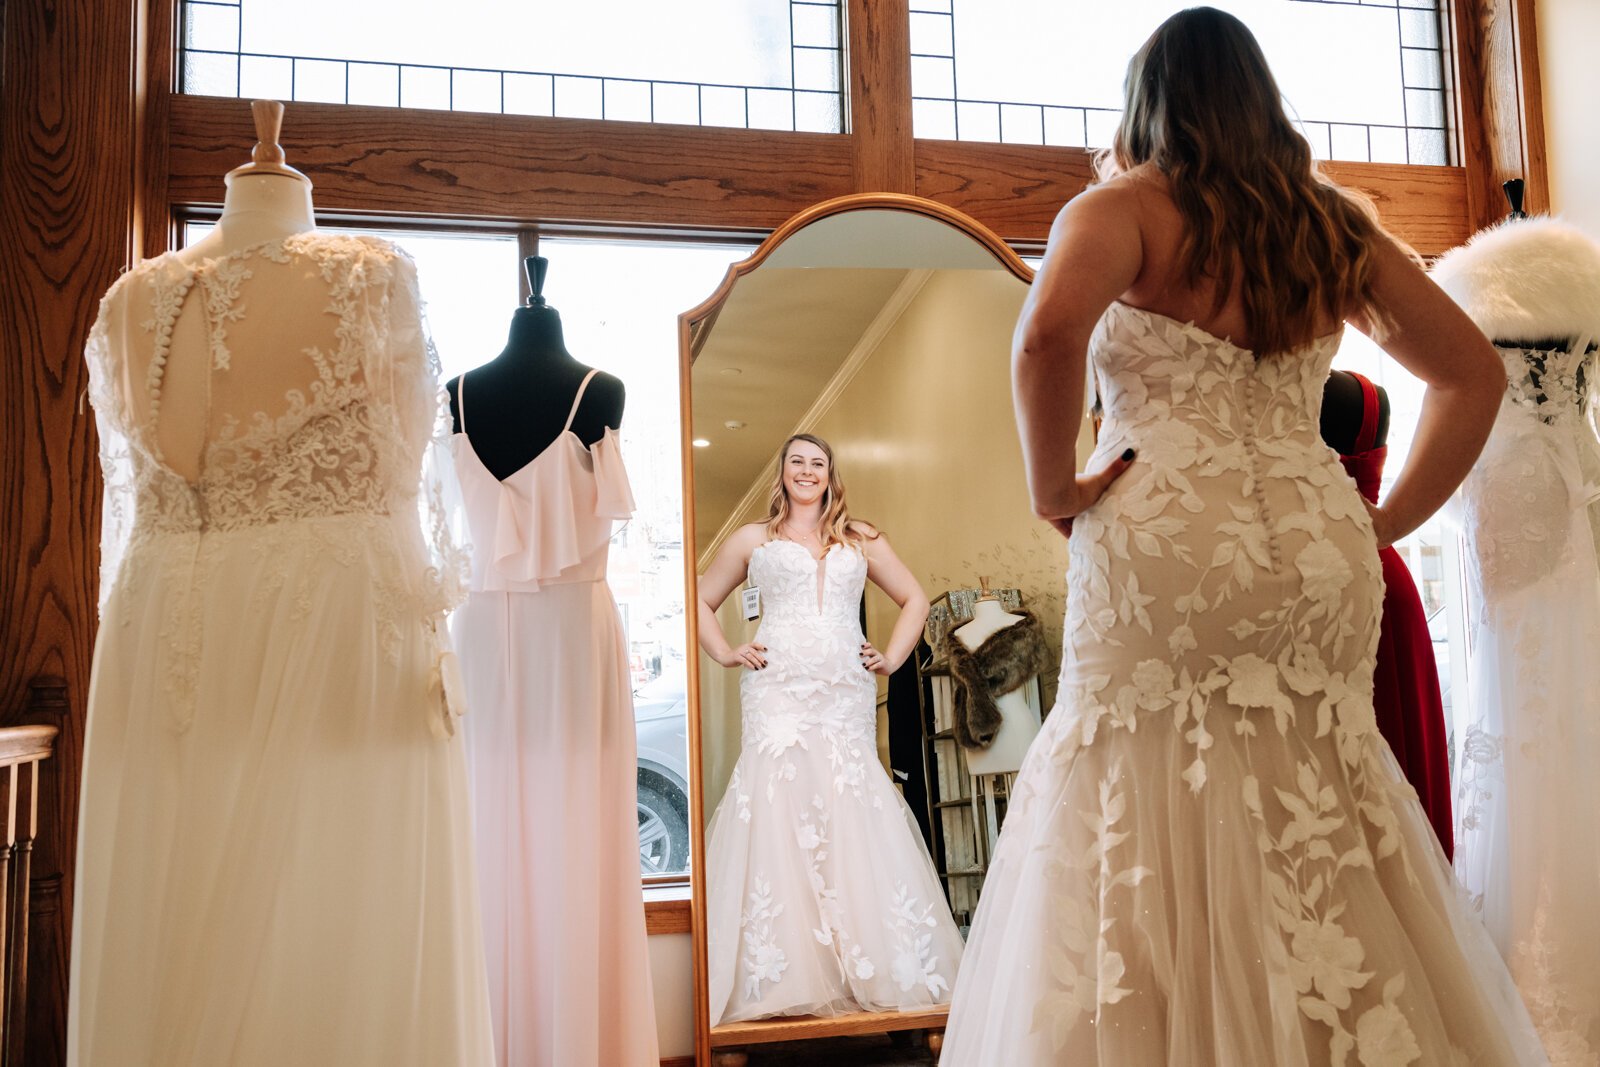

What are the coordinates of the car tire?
(637, 773, 690, 876)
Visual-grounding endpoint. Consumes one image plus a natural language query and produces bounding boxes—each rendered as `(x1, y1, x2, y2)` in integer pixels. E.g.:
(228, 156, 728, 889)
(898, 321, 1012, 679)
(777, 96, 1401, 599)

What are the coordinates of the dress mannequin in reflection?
(446, 257, 658, 1067)
(1433, 203, 1600, 1063)
(1320, 370, 1453, 859)
(946, 581, 1046, 776)
(72, 100, 494, 1065)
(697, 433, 964, 1026)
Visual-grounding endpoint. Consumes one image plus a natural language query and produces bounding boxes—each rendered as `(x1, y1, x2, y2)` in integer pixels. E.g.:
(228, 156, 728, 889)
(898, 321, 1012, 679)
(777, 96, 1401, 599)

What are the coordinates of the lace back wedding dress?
(942, 302, 1546, 1065)
(72, 234, 492, 1065)
(705, 538, 964, 1026)
(1453, 342, 1600, 1065)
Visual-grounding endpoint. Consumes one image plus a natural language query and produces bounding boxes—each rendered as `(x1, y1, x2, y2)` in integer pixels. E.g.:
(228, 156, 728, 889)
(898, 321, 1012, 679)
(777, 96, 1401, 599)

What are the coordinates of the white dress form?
(179, 100, 316, 264)
(953, 595, 1042, 776)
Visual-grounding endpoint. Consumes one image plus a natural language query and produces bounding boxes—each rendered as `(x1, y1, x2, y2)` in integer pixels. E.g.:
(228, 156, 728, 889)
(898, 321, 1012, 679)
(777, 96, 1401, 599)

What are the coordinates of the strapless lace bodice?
(1090, 301, 1342, 464)
(747, 539, 866, 627)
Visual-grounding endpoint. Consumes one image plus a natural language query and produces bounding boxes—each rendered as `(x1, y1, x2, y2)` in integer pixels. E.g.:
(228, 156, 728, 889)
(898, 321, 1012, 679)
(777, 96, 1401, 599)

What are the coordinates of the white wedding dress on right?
(1453, 343, 1600, 1065)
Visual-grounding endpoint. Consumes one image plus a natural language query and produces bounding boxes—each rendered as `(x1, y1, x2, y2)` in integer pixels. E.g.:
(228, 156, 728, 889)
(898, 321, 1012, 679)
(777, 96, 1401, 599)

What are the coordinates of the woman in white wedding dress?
(943, 9, 1548, 1065)
(697, 433, 964, 1026)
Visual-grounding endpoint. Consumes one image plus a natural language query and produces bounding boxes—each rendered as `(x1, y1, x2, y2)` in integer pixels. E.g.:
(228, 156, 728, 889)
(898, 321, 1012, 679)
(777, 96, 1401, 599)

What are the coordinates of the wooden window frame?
(146, 0, 1545, 260)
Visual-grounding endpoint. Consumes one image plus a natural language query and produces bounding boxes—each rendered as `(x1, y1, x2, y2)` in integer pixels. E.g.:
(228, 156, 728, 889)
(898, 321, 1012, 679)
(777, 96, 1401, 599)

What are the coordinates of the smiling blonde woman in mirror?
(694, 432, 963, 1026)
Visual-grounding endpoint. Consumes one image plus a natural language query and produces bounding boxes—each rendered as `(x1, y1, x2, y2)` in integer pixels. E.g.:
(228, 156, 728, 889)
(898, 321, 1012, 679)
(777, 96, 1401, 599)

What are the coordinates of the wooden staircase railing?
(0, 726, 58, 1066)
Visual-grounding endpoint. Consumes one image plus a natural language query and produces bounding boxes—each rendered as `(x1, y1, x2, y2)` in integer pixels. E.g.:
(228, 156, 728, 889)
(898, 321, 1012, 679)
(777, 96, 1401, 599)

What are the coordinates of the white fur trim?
(1431, 217, 1600, 344)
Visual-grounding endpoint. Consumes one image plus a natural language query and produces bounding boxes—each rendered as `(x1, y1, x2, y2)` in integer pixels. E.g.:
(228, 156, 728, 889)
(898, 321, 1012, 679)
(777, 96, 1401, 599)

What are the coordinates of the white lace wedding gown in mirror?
(72, 235, 492, 1065)
(706, 539, 964, 1026)
(942, 303, 1547, 1065)
(1453, 344, 1600, 1065)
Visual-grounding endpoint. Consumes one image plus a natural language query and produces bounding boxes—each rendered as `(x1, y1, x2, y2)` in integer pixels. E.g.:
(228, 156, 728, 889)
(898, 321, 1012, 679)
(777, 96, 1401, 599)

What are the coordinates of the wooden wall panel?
(168, 96, 1470, 256)
(167, 96, 855, 232)
(0, 0, 142, 1062)
(917, 140, 1473, 257)
(1452, 0, 1548, 231)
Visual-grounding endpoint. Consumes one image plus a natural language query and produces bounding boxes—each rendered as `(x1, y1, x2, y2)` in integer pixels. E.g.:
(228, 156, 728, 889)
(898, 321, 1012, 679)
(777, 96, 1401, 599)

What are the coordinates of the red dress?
(1340, 372, 1454, 859)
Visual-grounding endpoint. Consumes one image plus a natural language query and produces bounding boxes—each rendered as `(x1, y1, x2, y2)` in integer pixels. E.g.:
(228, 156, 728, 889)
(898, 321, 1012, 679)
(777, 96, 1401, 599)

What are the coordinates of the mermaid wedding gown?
(942, 302, 1547, 1065)
(1453, 343, 1600, 1064)
(705, 539, 963, 1026)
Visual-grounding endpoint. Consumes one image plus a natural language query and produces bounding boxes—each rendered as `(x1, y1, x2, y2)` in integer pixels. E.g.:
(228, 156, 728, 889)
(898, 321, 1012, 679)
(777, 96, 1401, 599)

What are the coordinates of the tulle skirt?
(69, 517, 493, 1066)
(705, 687, 963, 1026)
(1456, 565, 1600, 1064)
(941, 703, 1548, 1065)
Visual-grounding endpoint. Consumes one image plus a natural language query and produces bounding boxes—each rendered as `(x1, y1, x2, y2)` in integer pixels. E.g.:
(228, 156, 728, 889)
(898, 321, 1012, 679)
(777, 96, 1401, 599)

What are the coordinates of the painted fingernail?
(1121, 448, 1136, 461)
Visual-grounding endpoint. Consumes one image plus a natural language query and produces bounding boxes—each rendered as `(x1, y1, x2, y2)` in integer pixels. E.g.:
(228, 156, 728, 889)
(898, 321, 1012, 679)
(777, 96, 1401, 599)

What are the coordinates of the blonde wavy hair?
(762, 434, 877, 549)
(1098, 6, 1390, 355)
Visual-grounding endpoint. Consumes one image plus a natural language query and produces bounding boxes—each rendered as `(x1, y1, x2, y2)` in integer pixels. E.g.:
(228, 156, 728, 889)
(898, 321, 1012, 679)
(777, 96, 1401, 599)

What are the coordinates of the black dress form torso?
(1320, 368, 1390, 455)
(447, 303, 625, 481)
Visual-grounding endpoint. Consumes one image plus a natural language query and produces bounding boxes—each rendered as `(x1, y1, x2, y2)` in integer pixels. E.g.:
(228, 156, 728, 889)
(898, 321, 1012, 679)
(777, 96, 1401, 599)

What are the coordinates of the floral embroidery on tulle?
(1028, 765, 1150, 1051)
(740, 877, 789, 1000)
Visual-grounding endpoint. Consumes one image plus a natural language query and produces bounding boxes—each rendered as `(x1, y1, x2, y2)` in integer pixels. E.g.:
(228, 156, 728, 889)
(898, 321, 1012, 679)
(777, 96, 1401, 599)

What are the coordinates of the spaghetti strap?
(456, 373, 469, 433)
(564, 369, 600, 433)
(1350, 371, 1380, 453)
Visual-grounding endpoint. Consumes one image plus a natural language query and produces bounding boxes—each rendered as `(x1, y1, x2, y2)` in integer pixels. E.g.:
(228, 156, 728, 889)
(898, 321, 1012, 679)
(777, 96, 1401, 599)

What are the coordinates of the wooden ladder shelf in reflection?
(0, 725, 58, 1064)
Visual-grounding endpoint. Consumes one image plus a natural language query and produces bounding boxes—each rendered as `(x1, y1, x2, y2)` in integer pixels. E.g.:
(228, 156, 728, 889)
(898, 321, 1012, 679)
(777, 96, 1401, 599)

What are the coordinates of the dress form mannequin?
(177, 99, 316, 266)
(953, 581, 1042, 775)
(1320, 368, 1390, 454)
(447, 256, 625, 479)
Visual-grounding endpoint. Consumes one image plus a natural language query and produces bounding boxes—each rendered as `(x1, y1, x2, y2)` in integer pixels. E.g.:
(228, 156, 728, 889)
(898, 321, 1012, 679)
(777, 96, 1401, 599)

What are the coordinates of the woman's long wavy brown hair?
(762, 433, 877, 549)
(1099, 6, 1389, 355)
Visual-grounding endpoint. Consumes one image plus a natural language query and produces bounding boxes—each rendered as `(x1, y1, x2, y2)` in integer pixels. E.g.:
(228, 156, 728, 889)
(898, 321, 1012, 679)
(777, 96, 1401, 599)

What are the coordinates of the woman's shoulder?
(731, 522, 769, 548)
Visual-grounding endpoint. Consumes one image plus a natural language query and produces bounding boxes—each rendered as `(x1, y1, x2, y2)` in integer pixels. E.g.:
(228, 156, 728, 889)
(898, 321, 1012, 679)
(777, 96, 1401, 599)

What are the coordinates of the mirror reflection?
(685, 206, 1094, 1041)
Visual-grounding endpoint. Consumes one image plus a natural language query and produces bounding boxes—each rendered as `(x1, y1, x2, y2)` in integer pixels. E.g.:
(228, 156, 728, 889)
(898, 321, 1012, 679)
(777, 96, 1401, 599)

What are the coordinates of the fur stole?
(1431, 217, 1600, 347)
(944, 610, 1049, 750)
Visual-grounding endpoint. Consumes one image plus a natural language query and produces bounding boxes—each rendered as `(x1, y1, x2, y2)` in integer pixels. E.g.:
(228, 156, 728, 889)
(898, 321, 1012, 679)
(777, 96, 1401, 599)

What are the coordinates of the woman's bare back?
(1113, 165, 1341, 350)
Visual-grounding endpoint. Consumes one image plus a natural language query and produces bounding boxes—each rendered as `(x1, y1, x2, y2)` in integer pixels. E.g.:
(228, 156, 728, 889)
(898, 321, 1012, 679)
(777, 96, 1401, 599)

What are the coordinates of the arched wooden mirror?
(678, 194, 1090, 1064)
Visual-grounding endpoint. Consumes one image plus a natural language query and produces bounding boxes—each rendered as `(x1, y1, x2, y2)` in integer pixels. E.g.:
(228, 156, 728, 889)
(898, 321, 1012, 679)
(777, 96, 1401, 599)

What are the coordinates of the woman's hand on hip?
(860, 641, 892, 676)
(1036, 448, 1137, 537)
(720, 643, 767, 670)
(1365, 500, 1399, 549)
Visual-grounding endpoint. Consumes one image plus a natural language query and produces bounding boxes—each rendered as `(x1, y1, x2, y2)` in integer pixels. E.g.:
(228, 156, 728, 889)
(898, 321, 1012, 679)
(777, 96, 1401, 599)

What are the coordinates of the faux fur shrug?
(1431, 216, 1600, 347)
(944, 610, 1050, 750)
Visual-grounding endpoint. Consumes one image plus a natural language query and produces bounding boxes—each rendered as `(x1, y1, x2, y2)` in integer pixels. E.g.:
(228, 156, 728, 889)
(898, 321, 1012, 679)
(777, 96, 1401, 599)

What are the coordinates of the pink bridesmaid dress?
(451, 369, 659, 1066)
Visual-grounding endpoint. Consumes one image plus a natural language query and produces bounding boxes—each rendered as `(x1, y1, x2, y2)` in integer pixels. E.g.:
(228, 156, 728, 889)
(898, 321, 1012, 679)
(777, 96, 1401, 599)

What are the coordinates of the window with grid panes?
(910, 0, 1449, 164)
(181, 222, 743, 878)
(181, 0, 844, 132)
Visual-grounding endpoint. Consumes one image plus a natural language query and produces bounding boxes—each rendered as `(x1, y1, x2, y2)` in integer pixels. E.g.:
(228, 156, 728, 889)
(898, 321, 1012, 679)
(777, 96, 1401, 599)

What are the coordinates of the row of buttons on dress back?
(1239, 367, 1284, 576)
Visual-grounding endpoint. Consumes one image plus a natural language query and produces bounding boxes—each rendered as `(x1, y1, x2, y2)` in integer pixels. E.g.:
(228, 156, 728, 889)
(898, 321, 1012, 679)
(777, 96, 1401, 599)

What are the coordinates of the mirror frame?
(676, 192, 1034, 1063)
